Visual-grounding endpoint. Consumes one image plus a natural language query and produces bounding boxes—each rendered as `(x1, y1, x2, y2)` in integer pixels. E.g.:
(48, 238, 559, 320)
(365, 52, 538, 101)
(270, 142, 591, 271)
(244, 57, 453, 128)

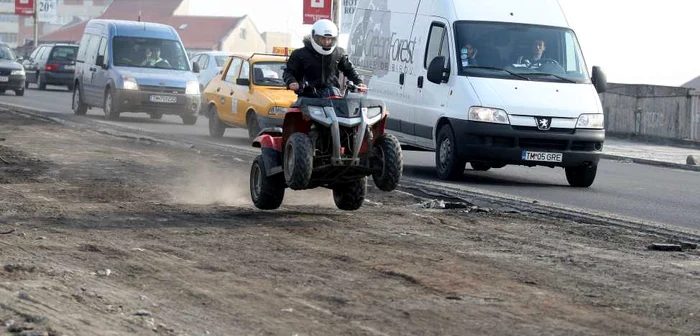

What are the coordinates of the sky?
(189, 0, 700, 87)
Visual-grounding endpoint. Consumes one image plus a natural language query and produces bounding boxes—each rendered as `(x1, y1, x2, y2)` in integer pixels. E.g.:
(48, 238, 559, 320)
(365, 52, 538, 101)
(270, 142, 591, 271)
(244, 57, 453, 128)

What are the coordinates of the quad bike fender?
(252, 134, 283, 152)
(260, 147, 283, 177)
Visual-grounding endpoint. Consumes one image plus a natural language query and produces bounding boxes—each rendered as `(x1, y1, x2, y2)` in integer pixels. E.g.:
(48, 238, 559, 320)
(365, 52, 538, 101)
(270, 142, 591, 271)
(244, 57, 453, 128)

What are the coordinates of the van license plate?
(0, 76, 8, 82)
(522, 150, 563, 162)
(149, 95, 177, 104)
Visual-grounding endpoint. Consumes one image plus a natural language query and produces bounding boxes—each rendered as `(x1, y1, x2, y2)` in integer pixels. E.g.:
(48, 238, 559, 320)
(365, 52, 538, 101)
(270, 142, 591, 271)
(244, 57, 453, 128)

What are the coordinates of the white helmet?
(310, 19, 338, 56)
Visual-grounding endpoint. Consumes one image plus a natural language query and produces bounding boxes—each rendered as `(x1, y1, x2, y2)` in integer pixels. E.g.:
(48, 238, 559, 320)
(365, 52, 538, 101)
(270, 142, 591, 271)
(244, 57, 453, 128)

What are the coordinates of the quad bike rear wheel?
(332, 177, 367, 211)
(284, 133, 314, 190)
(250, 155, 286, 209)
(372, 133, 403, 192)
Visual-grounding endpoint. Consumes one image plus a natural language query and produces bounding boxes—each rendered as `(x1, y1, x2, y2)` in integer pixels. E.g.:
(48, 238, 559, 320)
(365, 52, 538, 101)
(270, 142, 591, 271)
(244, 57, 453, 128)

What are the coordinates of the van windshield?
(454, 21, 591, 84)
(112, 36, 190, 71)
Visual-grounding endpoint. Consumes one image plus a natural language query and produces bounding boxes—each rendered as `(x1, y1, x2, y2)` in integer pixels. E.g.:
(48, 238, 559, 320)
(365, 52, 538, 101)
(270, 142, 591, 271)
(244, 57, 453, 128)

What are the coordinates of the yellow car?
(202, 52, 297, 140)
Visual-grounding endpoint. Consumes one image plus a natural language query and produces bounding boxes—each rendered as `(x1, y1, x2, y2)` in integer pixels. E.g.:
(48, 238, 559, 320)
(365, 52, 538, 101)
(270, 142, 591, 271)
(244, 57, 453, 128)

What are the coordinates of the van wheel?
(14, 89, 24, 96)
(435, 124, 466, 180)
(72, 85, 87, 115)
(103, 90, 119, 120)
(565, 164, 598, 188)
(208, 106, 226, 138)
(182, 115, 198, 125)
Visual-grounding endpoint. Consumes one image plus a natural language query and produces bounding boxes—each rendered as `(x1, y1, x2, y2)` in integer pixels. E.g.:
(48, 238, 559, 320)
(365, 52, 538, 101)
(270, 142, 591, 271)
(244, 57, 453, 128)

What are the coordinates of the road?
(2, 86, 699, 230)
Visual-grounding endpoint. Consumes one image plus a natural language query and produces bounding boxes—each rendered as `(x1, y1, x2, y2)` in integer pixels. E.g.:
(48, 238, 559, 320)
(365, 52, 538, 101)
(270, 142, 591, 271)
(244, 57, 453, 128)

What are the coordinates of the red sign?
(303, 0, 332, 24)
(15, 0, 34, 16)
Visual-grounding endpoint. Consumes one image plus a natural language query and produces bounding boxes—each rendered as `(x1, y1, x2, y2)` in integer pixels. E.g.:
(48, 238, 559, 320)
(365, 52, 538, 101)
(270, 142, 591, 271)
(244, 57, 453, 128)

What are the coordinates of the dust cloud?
(165, 159, 337, 208)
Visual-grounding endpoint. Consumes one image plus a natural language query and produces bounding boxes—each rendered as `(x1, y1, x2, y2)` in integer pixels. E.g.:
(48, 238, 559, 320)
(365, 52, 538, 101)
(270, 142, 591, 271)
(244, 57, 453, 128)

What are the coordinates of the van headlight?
(468, 107, 510, 124)
(123, 76, 138, 90)
(576, 113, 604, 129)
(186, 81, 199, 95)
(11, 69, 25, 76)
(269, 106, 287, 115)
(366, 107, 382, 118)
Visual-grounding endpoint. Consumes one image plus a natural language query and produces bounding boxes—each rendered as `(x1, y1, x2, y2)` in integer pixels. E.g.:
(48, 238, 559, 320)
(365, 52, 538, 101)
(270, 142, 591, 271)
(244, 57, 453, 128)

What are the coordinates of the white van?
(344, 0, 607, 187)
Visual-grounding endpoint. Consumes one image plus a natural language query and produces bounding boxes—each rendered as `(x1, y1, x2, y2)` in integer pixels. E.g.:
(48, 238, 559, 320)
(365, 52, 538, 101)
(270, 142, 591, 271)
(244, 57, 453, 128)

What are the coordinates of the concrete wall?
(599, 83, 700, 142)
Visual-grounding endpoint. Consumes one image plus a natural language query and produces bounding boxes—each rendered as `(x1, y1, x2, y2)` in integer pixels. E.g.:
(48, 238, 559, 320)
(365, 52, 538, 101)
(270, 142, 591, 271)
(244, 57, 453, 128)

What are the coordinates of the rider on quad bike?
(283, 19, 367, 98)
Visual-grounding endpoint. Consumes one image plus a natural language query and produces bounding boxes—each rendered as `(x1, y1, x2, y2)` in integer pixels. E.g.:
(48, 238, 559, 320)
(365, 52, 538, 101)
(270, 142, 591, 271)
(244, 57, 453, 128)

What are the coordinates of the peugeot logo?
(536, 117, 552, 130)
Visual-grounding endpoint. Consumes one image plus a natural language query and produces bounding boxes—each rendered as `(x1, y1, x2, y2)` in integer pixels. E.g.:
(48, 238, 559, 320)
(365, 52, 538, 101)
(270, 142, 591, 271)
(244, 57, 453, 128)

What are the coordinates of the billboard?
(15, 0, 34, 16)
(303, 0, 332, 24)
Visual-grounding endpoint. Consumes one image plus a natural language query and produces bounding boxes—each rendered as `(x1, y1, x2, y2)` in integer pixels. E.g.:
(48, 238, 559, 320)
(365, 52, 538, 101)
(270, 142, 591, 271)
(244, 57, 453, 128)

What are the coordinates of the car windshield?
(112, 36, 190, 71)
(215, 56, 228, 67)
(0, 44, 15, 61)
(252, 61, 286, 86)
(454, 21, 591, 84)
(50, 46, 78, 61)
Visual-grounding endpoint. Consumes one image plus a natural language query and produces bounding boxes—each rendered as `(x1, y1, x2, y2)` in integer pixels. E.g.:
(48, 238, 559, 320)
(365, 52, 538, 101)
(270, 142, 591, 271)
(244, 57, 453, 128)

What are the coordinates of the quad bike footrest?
(331, 157, 361, 166)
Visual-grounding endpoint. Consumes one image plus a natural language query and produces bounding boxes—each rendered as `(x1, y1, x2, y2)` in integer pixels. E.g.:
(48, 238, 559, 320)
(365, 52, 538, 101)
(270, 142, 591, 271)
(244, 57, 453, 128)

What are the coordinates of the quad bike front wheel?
(372, 133, 403, 192)
(284, 133, 314, 190)
(332, 177, 367, 211)
(250, 155, 286, 209)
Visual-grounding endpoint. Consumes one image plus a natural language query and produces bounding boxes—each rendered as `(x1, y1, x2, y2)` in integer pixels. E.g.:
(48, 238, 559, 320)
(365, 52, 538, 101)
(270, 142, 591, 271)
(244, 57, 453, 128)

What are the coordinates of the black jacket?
(283, 36, 363, 91)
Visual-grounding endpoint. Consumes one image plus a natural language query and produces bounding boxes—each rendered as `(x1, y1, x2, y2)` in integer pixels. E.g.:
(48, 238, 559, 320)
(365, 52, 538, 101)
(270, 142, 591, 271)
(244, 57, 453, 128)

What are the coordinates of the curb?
(601, 154, 700, 173)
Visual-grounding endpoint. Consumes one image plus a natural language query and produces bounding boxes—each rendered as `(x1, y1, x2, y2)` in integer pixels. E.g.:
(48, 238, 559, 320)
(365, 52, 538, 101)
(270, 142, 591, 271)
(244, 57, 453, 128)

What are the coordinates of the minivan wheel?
(72, 86, 87, 115)
(104, 90, 119, 120)
(435, 124, 466, 180)
(181, 114, 197, 125)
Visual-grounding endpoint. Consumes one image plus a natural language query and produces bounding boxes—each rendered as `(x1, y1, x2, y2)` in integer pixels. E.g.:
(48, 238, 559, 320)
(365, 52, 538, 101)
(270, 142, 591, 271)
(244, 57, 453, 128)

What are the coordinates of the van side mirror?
(591, 66, 607, 93)
(427, 56, 450, 84)
(236, 78, 250, 86)
(192, 61, 200, 73)
(95, 55, 106, 69)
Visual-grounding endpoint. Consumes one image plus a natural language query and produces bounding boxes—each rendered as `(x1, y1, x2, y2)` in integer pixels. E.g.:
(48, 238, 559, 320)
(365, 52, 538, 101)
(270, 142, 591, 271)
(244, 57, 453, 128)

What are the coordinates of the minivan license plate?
(522, 150, 563, 162)
(0, 76, 8, 82)
(149, 95, 177, 104)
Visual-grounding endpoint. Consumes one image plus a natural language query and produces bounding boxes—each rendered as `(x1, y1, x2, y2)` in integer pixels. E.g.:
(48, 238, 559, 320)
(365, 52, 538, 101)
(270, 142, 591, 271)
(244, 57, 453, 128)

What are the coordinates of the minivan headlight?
(123, 76, 138, 90)
(468, 107, 510, 124)
(186, 81, 199, 95)
(11, 69, 25, 76)
(576, 113, 604, 129)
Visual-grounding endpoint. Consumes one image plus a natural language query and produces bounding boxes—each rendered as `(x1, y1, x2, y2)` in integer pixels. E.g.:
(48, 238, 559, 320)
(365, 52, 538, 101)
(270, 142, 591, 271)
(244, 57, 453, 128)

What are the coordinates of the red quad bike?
(249, 82, 403, 211)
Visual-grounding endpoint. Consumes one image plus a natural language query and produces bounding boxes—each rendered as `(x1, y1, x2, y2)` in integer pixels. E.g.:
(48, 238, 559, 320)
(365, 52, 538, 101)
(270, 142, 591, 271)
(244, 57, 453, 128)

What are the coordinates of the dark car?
(0, 43, 26, 96)
(22, 43, 78, 91)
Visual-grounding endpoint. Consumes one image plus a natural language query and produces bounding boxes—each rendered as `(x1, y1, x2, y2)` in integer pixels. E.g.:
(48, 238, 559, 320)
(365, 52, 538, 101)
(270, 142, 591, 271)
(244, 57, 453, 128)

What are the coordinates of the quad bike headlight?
(307, 106, 326, 117)
(366, 107, 382, 119)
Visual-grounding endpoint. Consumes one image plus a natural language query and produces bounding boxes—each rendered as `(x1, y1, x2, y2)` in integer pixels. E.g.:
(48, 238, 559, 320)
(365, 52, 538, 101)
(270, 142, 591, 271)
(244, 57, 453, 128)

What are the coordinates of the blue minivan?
(71, 19, 202, 124)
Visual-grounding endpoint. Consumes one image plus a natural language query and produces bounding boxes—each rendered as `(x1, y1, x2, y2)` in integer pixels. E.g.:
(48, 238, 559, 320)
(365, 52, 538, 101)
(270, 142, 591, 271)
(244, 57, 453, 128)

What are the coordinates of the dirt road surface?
(1, 109, 699, 336)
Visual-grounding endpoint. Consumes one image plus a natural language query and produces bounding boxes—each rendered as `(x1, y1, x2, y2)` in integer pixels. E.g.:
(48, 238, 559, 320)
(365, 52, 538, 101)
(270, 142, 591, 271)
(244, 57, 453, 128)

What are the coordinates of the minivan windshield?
(454, 21, 590, 84)
(0, 44, 16, 61)
(112, 36, 190, 71)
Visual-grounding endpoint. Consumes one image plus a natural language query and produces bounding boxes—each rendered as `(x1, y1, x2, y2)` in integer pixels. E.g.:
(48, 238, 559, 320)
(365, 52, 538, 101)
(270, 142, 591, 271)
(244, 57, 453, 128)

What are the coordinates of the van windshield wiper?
(465, 66, 530, 81)
(518, 72, 577, 83)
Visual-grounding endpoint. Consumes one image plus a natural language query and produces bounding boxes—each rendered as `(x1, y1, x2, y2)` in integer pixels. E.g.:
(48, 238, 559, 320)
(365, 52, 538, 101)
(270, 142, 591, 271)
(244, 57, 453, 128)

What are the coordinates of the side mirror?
(15, 57, 23, 62)
(192, 61, 200, 73)
(427, 56, 450, 84)
(236, 78, 250, 86)
(95, 55, 106, 68)
(591, 66, 607, 93)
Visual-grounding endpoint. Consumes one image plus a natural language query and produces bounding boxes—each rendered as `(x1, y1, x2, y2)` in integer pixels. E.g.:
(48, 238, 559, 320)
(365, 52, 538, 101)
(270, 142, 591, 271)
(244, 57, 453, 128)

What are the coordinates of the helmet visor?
(313, 34, 337, 50)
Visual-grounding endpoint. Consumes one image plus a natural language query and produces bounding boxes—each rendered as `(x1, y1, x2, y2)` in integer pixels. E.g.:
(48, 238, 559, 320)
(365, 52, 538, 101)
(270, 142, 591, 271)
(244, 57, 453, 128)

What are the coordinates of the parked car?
(0, 42, 26, 96)
(191, 51, 233, 93)
(71, 19, 201, 124)
(202, 52, 296, 140)
(22, 43, 78, 91)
